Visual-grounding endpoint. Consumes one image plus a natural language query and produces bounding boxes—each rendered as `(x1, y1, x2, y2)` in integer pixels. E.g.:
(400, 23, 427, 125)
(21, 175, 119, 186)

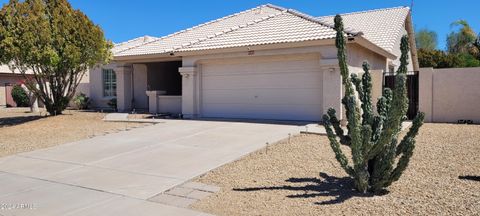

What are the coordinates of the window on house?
(102, 69, 116, 97)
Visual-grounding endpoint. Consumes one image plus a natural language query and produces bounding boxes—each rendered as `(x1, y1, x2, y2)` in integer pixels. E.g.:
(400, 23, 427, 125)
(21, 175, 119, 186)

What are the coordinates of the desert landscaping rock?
(0, 108, 151, 157)
(192, 123, 480, 216)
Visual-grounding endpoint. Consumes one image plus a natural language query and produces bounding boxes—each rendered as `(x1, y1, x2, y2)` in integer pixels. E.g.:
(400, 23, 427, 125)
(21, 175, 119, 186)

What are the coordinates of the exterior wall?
(67, 71, 91, 108)
(89, 63, 117, 109)
(75, 71, 90, 96)
(419, 67, 480, 123)
(370, 70, 384, 113)
(157, 96, 182, 114)
(347, 43, 388, 74)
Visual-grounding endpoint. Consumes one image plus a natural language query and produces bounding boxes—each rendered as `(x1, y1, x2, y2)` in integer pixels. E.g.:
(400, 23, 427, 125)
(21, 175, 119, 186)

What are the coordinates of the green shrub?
(323, 15, 425, 194)
(72, 93, 90, 110)
(11, 85, 29, 107)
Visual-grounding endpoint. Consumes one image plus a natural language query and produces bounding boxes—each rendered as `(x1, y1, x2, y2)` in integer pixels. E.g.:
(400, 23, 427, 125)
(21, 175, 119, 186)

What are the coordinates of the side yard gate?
(383, 71, 419, 120)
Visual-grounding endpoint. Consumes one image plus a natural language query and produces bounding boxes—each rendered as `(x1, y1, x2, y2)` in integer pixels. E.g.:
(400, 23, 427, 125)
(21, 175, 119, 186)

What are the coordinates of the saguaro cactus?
(322, 15, 425, 193)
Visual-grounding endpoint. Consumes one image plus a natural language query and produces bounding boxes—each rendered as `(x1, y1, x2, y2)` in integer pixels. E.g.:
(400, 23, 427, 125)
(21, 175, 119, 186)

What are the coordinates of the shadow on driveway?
(170, 117, 316, 126)
(233, 172, 386, 205)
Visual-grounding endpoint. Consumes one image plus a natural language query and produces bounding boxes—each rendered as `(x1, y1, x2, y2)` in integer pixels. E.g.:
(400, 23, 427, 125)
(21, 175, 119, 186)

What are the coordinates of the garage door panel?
(202, 88, 322, 105)
(202, 103, 321, 121)
(202, 72, 322, 89)
(201, 55, 323, 121)
(202, 59, 319, 77)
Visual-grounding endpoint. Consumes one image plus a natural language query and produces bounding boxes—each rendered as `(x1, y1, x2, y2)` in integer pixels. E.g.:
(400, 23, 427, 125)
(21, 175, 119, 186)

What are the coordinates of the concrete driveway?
(0, 119, 302, 215)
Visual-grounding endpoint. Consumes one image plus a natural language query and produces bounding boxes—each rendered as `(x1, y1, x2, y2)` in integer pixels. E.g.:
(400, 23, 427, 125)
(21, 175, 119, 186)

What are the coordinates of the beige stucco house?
(0, 63, 89, 109)
(88, 4, 419, 122)
(0, 65, 35, 108)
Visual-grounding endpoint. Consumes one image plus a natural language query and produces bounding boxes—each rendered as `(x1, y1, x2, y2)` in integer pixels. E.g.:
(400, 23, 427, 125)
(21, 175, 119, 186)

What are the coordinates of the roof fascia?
(352, 36, 397, 59)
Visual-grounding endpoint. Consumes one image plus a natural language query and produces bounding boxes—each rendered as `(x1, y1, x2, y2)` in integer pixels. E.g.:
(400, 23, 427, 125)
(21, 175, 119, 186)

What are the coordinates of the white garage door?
(200, 55, 323, 121)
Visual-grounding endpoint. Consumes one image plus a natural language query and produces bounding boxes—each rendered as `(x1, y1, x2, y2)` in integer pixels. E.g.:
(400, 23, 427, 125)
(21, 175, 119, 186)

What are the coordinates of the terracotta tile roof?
(115, 5, 283, 57)
(318, 6, 410, 52)
(113, 4, 409, 57)
(177, 12, 344, 52)
(112, 35, 158, 55)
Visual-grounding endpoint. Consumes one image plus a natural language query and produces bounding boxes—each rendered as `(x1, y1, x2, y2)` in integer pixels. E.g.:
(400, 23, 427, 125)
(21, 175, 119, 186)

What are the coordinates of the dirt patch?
(0, 108, 152, 157)
(192, 124, 480, 216)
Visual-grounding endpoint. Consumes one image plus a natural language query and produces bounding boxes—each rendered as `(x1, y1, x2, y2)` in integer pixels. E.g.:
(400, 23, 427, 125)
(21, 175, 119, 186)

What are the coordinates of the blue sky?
(1, 0, 479, 50)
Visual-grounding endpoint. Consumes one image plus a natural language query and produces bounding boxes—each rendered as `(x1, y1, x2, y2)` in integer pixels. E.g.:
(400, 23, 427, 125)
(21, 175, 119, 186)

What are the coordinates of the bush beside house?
(11, 85, 29, 107)
(72, 93, 91, 110)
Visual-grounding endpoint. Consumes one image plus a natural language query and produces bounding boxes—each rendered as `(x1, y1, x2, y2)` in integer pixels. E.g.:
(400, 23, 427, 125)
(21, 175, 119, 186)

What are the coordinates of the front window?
(102, 69, 116, 97)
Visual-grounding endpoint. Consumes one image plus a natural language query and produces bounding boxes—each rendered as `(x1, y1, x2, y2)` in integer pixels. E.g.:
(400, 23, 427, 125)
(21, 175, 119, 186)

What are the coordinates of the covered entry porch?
(115, 60, 182, 115)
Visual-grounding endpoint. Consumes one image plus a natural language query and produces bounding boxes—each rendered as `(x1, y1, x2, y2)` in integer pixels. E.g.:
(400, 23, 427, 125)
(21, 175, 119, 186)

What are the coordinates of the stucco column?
(320, 58, 343, 122)
(419, 68, 434, 122)
(179, 66, 197, 118)
(115, 64, 133, 112)
(132, 64, 148, 110)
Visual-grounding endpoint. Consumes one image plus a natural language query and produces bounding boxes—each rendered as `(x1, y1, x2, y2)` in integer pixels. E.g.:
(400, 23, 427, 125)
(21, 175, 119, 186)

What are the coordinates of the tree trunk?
(21, 84, 39, 113)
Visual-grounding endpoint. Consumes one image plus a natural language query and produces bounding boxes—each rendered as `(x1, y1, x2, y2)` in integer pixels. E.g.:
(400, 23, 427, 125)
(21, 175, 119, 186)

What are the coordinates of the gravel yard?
(192, 123, 480, 216)
(0, 108, 152, 157)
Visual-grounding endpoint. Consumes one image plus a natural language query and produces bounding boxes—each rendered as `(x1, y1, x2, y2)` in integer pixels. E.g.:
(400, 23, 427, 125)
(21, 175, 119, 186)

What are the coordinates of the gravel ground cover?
(0, 108, 151, 157)
(192, 123, 480, 216)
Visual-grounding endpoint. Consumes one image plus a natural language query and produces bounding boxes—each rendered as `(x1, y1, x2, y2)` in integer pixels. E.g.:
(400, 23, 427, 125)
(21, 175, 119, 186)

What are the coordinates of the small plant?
(11, 85, 29, 107)
(107, 98, 117, 111)
(72, 93, 91, 110)
(322, 15, 425, 194)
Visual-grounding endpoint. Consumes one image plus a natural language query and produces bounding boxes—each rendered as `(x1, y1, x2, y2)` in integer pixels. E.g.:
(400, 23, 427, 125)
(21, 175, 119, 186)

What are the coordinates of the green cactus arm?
(343, 95, 363, 170)
(351, 73, 363, 100)
(361, 62, 374, 125)
(387, 138, 415, 186)
(367, 36, 410, 160)
(371, 89, 392, 143)
(384, 118, 422, 188)
(377, 88, 393, 119)
(327, 108, 351, 145)
(361, 125, 373, 157)
(396, 112, 425, 156)
(369, 139, 397, 192)
(371, 116, 383, 143)
(368, 75, 407, 159)
(334, 15, 355, 97)
(323, 114, 355, 176)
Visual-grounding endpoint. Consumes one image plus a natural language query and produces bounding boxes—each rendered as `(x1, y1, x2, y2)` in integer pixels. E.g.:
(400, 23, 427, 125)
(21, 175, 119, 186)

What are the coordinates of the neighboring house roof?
(0, 64, 33, 75)
(318, 6, 411, 53)
(114, 4, 410, 58)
